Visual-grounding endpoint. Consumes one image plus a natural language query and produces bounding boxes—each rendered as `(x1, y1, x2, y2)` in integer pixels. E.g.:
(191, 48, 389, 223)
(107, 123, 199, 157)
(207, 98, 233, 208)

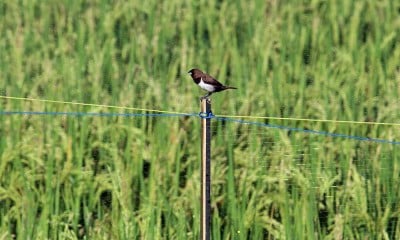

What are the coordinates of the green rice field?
(1, 0, 400, 239)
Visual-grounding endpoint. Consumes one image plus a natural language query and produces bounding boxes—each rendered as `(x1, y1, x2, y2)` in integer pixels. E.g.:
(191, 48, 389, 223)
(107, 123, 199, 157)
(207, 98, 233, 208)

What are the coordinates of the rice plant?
(0, 0, 399, 239)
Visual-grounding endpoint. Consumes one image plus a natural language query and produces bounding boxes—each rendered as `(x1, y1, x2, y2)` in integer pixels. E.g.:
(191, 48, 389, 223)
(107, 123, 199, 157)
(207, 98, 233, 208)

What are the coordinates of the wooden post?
(200, 98, 211, 240)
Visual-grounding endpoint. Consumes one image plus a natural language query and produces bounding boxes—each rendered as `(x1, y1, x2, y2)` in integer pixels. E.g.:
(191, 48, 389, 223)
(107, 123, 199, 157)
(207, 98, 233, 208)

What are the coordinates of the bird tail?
(224, 86, 237, 90)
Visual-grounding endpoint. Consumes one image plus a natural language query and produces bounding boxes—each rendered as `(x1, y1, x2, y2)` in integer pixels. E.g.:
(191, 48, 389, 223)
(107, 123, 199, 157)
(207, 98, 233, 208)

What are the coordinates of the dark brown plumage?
(188, 69, 237, 99)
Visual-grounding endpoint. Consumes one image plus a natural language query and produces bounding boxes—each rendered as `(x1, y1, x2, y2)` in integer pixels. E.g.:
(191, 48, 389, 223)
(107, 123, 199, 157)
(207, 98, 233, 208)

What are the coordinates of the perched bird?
(188, 68, 237, 99)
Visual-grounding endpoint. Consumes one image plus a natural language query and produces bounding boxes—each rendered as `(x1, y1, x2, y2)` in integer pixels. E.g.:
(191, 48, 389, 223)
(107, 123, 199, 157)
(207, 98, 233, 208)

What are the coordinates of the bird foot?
(199, 96, 211, 103)
(200, 92, 212, 102)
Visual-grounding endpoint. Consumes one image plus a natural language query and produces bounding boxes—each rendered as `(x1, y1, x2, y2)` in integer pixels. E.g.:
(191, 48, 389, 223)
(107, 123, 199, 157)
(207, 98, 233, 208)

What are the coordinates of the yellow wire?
(1, 95, 399, 126)
(216, 114, 400, 126)
(0, 95, 186, 115)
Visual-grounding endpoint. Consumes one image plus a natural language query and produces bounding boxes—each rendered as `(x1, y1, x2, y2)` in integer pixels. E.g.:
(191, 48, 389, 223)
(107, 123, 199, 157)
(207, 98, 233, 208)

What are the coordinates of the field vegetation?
(1, 0, 400, 239)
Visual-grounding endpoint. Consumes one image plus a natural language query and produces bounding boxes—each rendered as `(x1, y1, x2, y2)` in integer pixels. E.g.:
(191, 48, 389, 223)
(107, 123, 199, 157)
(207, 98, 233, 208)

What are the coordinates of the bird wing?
(202, 74, 224, 86)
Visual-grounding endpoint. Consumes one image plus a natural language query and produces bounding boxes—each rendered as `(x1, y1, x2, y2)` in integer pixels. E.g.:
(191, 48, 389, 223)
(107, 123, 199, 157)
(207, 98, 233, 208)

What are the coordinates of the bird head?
(188, 69, 203, 79)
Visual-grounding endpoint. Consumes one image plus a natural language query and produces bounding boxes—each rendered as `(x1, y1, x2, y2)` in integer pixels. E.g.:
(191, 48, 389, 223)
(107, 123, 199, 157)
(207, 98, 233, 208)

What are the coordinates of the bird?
(188, 68, 237, 99)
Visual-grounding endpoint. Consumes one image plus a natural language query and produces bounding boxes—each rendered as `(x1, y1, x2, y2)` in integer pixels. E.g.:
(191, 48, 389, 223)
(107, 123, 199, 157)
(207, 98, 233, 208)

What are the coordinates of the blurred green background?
(1, 0, 400, 239)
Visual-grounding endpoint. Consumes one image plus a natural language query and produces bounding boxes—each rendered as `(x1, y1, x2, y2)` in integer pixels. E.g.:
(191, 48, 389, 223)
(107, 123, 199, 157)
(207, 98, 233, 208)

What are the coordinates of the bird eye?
(189, 72, 192, 75)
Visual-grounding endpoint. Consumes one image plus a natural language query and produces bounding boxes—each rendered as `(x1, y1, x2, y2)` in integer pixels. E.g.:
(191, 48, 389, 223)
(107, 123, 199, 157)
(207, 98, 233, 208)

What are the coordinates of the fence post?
(200, 98, 211, 240)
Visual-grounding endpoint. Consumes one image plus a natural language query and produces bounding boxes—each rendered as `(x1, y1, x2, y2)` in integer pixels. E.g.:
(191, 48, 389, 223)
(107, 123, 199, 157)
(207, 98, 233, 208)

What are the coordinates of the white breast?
(198, 78, 215, 92)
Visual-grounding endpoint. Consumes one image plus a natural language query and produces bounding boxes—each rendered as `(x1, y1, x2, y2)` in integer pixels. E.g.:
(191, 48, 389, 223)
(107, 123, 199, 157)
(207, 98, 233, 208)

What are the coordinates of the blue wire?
(213, 116, 400, 145)
(0, 111, 399, 145)
(0, 111, 197, 118)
